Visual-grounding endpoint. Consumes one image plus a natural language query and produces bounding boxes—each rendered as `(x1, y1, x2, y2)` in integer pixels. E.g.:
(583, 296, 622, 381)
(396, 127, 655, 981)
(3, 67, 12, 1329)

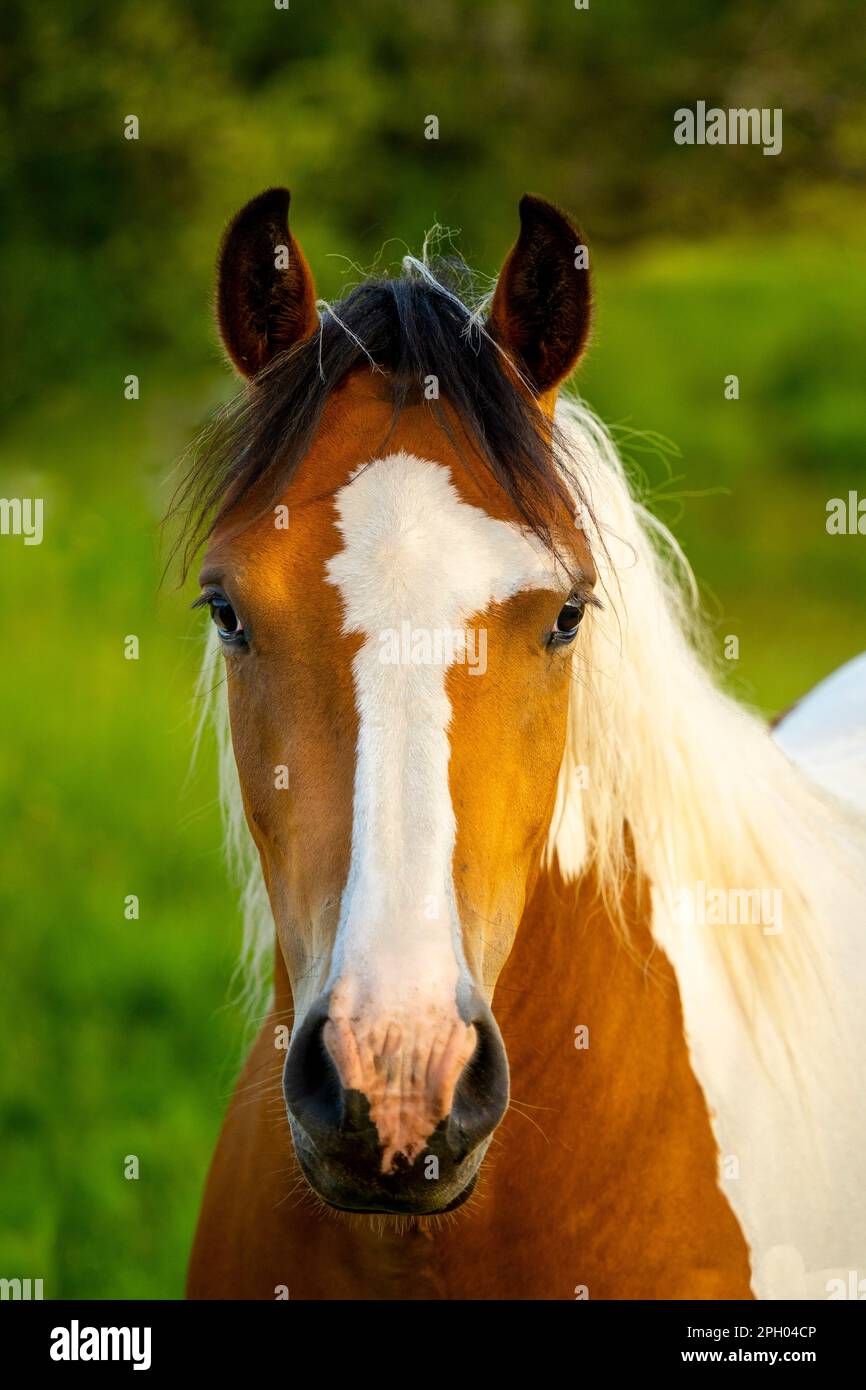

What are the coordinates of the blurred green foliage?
(3, 0, 866, 407)
(1, 1, 864, 1297)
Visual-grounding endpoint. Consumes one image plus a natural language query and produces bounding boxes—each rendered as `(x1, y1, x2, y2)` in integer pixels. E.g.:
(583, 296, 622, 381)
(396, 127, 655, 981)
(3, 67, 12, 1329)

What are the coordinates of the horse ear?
(216, 187, 319, 378)
(489, 194, 591, 394)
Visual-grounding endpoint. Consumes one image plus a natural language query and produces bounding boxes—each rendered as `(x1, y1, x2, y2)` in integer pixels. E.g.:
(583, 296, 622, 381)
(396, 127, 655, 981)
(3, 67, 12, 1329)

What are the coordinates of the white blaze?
(325, 451, 562, 1004)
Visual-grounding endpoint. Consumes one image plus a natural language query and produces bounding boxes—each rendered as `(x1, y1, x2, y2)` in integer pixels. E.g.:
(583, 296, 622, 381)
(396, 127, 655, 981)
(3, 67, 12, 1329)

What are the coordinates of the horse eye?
(550, 595, 586, 645)
(208, 595, 244, 643)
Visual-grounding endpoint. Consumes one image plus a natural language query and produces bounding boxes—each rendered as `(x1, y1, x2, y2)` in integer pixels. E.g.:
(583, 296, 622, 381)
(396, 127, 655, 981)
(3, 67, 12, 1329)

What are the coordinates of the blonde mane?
(547, 396, 866, 1061)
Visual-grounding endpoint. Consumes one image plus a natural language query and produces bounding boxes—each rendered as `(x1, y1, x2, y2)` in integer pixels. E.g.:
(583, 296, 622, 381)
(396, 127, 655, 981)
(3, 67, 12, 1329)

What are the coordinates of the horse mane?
(191, 256, 866, 1085)
(548, 396, 865, 1081)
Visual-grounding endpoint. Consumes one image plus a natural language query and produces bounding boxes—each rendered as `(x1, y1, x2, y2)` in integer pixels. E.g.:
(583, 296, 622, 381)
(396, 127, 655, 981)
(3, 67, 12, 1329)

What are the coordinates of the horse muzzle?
(282, 986, 509, 1214)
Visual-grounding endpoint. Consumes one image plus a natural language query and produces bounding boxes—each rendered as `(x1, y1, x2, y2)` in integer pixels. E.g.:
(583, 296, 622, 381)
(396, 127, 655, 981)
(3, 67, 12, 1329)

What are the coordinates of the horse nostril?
(447, 1005, 510, 1162)
(283, 1003, 345, 1139)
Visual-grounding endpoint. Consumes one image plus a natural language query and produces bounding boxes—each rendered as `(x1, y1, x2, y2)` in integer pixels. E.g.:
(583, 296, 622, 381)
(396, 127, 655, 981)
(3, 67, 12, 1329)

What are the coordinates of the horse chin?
(322, 1171, 479, 1218)
(289, 1122, 484, 1217)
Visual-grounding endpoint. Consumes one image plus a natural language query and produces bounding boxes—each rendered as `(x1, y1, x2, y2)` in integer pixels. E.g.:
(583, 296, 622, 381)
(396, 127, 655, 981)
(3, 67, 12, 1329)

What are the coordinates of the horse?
(178, 187, 866, 1300)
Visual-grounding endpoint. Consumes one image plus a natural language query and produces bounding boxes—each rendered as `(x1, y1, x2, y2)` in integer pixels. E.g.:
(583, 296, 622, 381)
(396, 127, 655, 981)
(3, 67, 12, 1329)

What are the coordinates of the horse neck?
(494, 854, 695, 1141)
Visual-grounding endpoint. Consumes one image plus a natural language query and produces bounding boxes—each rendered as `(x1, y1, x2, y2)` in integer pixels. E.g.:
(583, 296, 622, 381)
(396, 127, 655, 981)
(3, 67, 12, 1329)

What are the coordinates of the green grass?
(1, 236, 864, 1296)
(581, 234, 866, 711)
(0, 380, 246, 1297)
